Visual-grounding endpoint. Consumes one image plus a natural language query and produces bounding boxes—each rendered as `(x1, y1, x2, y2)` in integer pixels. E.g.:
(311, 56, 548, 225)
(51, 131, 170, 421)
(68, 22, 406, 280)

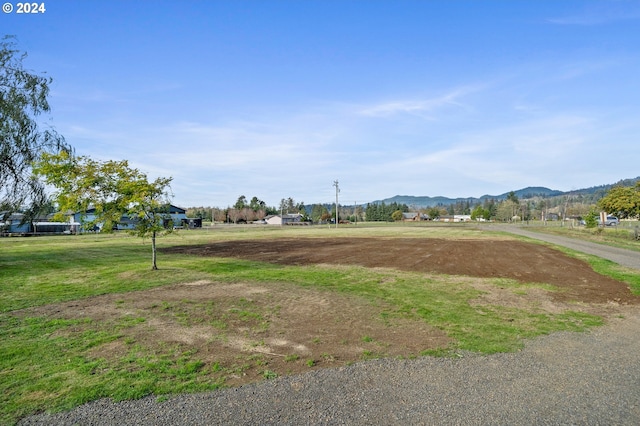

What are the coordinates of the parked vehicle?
(597, 215, 619, 226)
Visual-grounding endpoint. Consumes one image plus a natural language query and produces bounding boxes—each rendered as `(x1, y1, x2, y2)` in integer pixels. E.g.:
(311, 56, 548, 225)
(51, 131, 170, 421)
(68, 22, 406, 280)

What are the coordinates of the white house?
(439, 215, 472, 223)
(264, 213, 304, 225)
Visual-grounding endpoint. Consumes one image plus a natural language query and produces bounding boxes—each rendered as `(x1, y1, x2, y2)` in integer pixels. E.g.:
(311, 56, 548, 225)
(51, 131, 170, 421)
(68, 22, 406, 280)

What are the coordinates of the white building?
(264, 213, 304, 225)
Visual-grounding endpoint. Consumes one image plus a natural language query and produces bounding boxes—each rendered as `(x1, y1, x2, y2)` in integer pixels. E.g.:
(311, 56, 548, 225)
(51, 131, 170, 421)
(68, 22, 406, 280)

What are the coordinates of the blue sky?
(4, 0, 640, 207)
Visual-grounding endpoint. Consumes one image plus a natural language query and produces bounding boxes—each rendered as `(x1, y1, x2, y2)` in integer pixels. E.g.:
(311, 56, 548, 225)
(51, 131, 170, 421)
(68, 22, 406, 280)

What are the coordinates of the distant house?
(402, 212, 429, 221)
(1, 204, 199, 236)
(544, 212, 560, 221)
(71, 208, 123, 232)
(264, 213, 304, 225)
(165, 205, 188, 228)
(1, 212, 79, 235)
(438, 215, 471, 223)
(71, 204, 200, 232)
(1, 213, 32, 234)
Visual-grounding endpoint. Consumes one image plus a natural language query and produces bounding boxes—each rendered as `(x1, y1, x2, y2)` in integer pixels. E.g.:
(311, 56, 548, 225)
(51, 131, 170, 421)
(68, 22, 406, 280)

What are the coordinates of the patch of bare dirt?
(20, 280, 450, 386)
(164, 238, 640, 305)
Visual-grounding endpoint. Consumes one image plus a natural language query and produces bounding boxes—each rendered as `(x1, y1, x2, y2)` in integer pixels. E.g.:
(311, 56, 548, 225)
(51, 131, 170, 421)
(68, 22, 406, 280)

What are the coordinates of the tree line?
(365, 202, 410, 221)
(187, 196, 313, 223)
(187, 183, 640, 224)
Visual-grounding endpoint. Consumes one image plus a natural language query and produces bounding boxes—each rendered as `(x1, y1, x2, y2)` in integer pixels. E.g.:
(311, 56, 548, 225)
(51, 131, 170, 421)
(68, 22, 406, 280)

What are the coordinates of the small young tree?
(584, 209, 599, 229)
(34, 151, 173, 270)
(123, 174, 174, 270)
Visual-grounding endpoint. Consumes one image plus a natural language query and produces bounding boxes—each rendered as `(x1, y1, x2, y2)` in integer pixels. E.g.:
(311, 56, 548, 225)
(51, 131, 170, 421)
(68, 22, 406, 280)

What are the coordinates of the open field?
(2, 224, 640, 424)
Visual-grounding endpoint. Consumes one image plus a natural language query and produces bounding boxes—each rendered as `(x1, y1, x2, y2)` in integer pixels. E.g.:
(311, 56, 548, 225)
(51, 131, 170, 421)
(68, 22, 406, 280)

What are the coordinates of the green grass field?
(1, 224, 637, 424)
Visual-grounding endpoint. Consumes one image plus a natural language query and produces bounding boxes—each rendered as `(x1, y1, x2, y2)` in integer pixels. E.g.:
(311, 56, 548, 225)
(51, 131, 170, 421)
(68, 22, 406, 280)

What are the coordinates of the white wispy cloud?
(357, 86, 482, 118)
(54, 57, 640, 206)
(359, 112, 602, 199)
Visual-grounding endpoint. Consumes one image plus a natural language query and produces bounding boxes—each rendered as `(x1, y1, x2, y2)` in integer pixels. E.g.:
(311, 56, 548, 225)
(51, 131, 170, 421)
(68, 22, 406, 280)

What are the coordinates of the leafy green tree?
(471, 205, 490, 221)
(584, 209, 598, 229)
(483, 199, 497, 219)
(1, 36, 71, 220)
(426, 207, 441, 220)
(598, 183, 640, 219)
(391, 210, 404, 221)
(34, 151, 173, 270)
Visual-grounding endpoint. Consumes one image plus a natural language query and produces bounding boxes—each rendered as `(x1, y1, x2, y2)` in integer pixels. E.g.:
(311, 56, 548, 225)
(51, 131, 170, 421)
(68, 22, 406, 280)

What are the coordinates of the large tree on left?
(0, 36, 71, 220)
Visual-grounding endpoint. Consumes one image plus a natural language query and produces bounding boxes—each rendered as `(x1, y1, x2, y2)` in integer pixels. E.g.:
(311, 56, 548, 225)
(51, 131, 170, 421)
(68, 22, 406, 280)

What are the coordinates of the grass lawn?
(1, 224, 635, 424)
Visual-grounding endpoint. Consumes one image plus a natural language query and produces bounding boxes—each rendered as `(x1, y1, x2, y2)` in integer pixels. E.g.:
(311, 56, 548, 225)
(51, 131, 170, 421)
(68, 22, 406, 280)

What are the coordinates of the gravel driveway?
(19, 228, 640, 425)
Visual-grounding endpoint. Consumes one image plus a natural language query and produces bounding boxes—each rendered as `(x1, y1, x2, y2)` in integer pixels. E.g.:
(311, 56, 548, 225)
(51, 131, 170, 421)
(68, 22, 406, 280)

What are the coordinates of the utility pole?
(354, 201, 357, 226)
(333, 180, 339, 228)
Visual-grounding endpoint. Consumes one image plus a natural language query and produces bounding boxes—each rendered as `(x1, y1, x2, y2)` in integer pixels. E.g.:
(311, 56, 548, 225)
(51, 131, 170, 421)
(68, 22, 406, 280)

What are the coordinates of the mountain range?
(368, 177, 640, 208)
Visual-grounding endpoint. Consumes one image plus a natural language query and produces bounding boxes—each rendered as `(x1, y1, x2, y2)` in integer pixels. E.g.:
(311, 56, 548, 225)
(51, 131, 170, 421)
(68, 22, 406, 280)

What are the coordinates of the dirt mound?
(164, 238, 639, 305)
